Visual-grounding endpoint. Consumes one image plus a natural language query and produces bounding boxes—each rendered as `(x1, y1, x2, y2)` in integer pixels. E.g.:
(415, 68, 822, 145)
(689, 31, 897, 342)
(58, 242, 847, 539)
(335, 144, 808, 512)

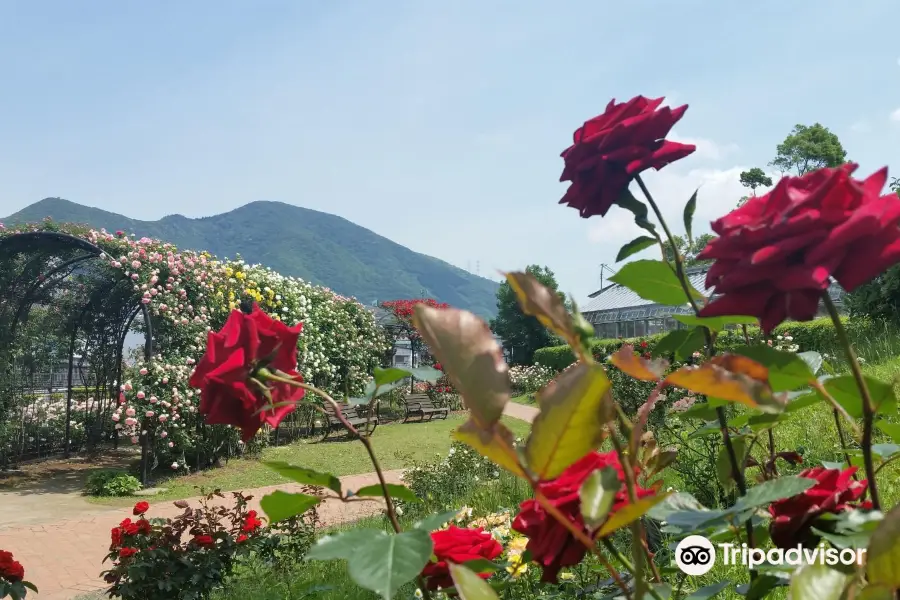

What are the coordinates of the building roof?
(582, 266, 711, 313)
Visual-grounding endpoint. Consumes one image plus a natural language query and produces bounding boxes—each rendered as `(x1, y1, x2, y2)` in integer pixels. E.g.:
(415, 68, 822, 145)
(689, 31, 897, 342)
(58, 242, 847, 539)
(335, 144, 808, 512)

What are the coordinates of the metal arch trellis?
(0, 230, 154, 470)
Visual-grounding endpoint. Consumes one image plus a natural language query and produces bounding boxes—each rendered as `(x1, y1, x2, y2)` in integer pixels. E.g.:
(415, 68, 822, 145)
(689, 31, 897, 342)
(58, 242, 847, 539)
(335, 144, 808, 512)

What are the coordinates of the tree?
(769, 123, 847, 176)
(490, 265, 564, 365)
(739, 167, 773, 194)
(662, 233, 715, 267)
(891, 176, 899, 197)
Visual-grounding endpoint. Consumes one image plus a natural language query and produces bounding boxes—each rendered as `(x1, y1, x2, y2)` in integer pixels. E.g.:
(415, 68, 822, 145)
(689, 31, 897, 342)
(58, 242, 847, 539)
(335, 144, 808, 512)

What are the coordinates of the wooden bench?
(320, 402, 378, 441)
(403, 395, 450, 422)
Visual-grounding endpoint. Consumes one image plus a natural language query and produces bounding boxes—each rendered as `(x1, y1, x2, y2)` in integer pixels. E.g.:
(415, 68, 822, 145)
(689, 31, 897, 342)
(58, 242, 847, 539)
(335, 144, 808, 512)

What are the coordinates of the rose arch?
(0, 220, 387, 483)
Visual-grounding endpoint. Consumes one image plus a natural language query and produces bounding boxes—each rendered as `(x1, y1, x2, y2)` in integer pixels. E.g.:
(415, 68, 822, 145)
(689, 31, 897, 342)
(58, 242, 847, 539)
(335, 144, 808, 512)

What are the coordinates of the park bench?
(320, 402, 378, 441)
(403, 394, 450, 422)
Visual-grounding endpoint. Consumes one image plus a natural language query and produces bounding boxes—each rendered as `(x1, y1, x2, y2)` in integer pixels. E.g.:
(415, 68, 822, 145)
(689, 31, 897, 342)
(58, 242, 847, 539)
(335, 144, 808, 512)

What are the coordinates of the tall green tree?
(490, 265, 564, 365)
(769, 123, 847, 176)
(739, 167, 773, 194)
(662, 233, 715, 267)
(891, 176, 899, 197)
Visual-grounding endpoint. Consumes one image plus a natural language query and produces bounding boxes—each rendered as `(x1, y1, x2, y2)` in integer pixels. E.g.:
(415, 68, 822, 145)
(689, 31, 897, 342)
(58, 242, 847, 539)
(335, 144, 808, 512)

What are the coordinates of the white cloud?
(890, 107, 900, 123)
(670, 131, 739, 161)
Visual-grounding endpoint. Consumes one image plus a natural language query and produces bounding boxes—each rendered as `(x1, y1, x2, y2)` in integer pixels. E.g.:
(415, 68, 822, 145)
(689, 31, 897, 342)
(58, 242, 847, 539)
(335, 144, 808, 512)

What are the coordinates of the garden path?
(0, 469, 404, 600)
(1, 403, 538, 599)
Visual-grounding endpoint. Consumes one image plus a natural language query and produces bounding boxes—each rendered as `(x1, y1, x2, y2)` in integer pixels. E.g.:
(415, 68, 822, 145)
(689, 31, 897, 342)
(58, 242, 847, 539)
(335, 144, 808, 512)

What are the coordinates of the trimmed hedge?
(533, 316, 882, 371)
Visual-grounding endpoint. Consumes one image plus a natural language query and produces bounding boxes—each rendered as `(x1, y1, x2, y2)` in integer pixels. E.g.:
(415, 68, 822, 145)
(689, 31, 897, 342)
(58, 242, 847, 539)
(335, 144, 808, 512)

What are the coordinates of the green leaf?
(597, 492, 671, 537)
(608, 260, 703, 306)
(872, 443, 900, 459)
(734, 476, 816, 510)
(877, 420, 900, 443)
(716, 436, 747, 493)
(822, 375, 897, 419)
(462, 558, 500, 574)
(785, 391, 822, 413)
(677, 402, 719, 421)
(372, 366, 443, 386)
(685, 582, 730, 600)
(412, 306, 510, 429)
(732, 345, 814, 392)
(796, 351, 823, 376)
(616, 236, 658, 262)
(615, 187, 658, 235)
(683, 190, 698, 244)
(652, 327, 705, 361)
(673, 314, 758, 332)
(867, 504, 900, 588)
(263, 462, 342, 494)
(580, 467, 620, 529)
(525, 362, 612, 479)
(414, 510, 458, 533)
(856, 586, 895, 600)
(810, 527, 872, 549)
(646, 492, 707, 521)
(789, 565, 850, 600)
(307, 529, 433, 600)
(449, 562, 501, 600)
(354, 483, 421, 503)
(260, 490, 321, 523)
(363, 379, 404, 399)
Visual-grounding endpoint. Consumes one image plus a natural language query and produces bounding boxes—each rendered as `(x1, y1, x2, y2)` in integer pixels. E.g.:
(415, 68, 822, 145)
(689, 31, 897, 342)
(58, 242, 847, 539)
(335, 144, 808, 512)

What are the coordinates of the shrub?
(508, 364, 556, 395)
(84, 470, 142, 497)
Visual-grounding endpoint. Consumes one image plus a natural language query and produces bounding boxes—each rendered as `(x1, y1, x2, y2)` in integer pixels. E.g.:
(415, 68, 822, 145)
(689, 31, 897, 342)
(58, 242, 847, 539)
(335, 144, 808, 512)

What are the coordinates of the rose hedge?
(0, 220, 388, 471)
(533, 316, 881, 372)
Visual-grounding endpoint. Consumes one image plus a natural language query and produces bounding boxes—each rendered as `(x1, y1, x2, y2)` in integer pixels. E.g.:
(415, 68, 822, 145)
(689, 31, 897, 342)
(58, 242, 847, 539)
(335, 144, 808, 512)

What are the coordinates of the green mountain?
(3, 198, 499, 317)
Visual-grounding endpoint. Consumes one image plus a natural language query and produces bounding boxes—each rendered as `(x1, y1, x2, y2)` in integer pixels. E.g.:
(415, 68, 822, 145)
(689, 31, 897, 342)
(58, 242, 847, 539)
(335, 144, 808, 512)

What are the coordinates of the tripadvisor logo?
(675, 535, 866, 576)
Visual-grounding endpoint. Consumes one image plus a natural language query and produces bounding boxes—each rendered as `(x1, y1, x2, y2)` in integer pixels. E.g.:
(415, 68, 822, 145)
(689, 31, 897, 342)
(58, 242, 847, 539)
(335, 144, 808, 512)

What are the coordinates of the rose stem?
(259, 371, 434, 599)
(634, 174, 757, 556)
(821, 293, 881, 510)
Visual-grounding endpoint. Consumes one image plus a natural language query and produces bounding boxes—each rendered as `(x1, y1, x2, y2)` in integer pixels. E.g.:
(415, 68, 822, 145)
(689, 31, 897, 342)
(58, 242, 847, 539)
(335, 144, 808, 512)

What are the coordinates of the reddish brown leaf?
(610, 345, 668, 382)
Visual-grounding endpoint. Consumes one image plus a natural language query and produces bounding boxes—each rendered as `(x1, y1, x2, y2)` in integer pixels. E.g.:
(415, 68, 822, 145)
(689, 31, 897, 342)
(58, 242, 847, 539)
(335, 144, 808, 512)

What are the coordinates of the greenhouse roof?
(582, 266, 711, 313)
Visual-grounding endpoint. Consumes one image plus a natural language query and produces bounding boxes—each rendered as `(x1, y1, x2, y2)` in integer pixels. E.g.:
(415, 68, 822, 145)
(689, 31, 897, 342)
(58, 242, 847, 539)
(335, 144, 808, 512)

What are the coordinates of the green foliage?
(769, 123, 848, 176)
(489, 265, 565, 365)
(661, 233, 715, 266)
(608, 259, 703, 305)
(739, 167, 773, 192)
(84, 470, 142, 497)
(1, 197, 500, 317)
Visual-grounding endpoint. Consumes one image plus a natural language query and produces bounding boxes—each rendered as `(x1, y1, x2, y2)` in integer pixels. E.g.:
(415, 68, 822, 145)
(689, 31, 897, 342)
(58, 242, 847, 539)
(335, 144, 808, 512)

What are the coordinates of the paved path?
(0, 470, 403, 600)
(1, 403, 539, 599)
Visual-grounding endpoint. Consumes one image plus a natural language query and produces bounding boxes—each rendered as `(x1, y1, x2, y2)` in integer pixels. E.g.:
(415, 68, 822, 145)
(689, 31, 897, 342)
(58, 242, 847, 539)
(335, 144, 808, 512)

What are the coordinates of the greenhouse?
(580, 264, 846, 339)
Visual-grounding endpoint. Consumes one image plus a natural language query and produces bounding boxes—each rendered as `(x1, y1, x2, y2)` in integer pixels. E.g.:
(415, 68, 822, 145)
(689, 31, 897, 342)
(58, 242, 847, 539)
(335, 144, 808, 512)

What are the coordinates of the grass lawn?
(511, 393, 535, 405)
(90, 414, 531, 506)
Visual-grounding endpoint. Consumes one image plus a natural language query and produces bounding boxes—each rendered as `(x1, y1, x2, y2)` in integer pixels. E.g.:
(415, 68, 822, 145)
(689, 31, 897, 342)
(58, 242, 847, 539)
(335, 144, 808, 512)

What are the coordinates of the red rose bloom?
(433, 362, 442, 371)
(0, 550, 25, 582)
(193, 535, 215, 547)
(236, 534, 248, 543)
(698, 164, 900, 332)
(136, 519, 151, 534)
(189, 304, 305, 441)
(769, 466, 870, 549)
(512, 451, 654, 582)
(111, 527, 123, 548)
(420, 526, 502, 591)
(118, 547, 138, 559)
(558, 96, 695, 219)
(133, 501, 150, 516)
(119, 518, 140, 536)
(241, 510, 263, 533)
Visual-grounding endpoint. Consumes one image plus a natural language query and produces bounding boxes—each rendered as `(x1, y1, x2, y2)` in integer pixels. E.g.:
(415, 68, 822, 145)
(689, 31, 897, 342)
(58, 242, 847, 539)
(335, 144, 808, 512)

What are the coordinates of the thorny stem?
(822, 293, 881, 510)
(634, 174, 757, 558)
(831, 407, 857, 476)
(810, 379, 862, 438)
(258, 370, 433, 599)
(767, 429, 777, 476)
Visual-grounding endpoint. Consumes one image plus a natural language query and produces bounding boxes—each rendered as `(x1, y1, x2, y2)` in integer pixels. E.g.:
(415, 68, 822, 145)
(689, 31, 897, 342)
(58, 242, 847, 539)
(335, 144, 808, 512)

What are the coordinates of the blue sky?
(1, 0, 898, 303)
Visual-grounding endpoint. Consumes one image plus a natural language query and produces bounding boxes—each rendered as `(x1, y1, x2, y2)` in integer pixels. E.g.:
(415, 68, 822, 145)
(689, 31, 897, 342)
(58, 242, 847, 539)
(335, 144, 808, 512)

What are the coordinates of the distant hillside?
(3, 198, 499, 317)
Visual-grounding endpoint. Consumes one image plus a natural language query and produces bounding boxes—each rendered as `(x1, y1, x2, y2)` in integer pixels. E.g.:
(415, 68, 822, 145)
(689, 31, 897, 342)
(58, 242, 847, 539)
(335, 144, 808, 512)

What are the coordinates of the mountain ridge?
(2, 198, 499, 317)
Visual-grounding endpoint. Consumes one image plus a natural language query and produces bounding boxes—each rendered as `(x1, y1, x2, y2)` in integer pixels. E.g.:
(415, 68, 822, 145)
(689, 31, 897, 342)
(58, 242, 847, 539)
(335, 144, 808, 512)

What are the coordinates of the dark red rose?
(639, 341, 648, 349)
(698, 164, 900, 331)
(133, 501, 150, 515)
(420, 526, 502, 591)
(0, 551, 24, 582)
(119, 518, 140, 536)
(236, 534, 248, 543)
(558, 96, 695, 218)
(769, 466, 870, 549)
(193, 535, 215, 547)
(433, 362, 443, 371)
(111, 527, 123, 548)
(118, 547, 138, 559)
(136, 519, 151, 535)
(512, 451, 654, 582)
(190, 304, 305, 441)
(241, 510, 263, 533)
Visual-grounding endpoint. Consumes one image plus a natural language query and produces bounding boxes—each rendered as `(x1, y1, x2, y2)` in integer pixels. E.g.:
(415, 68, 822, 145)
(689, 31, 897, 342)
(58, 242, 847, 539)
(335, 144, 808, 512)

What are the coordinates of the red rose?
(136, 519, 151, 535)
(190, 304, 305, 441)
(433, 362, 443, 371)
(558, 96, 695, 218)
(0, 550, 24, 582)
(512, 451, 654, 582)
(193, 535, 215, 547)
(698, 164, 900, 331)
(118, 547, 138, 559)
(769, 466, 870, 549)
(236, 534, 248, 543)
(241, 510, 263, 533)
(119, 518, 140, 536)
(133, 501, 149, 516)
(420, 526, 502, 591)
(111, 527, 123, 548)
(639, 341, 648, 349)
